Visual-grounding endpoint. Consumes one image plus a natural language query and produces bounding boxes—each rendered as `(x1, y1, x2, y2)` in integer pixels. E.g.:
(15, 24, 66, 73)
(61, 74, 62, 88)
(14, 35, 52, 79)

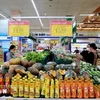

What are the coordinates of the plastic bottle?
(12, 79, 18, 97)
(75, 77, 78, 88)
(35, 79, 40, 98)
(29, 79, 34, 98)
(59, 80, 65, 98)
(55, 79, 59, 98)
(77, 80, 82, 98)
(71, 80, 76, 98)
(19, 79, 24, 97)
(41, 78, 45, 97)
(24, 79, 29, 98)
(5, 73, 11, 96)
(65, 80, 70, 98)
(83, 80, 88, 98)
(70, 77, 73, 85)
(50, 79, 54, 98)
(45, 78, 50, 98)
(0, 74, 4, 96)
(88, 80, 94, 98)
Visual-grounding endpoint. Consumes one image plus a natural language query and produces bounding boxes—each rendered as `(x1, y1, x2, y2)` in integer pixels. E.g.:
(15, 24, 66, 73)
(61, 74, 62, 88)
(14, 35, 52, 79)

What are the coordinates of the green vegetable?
(25, 51, 49, 63)
(94, 76, 100, 83)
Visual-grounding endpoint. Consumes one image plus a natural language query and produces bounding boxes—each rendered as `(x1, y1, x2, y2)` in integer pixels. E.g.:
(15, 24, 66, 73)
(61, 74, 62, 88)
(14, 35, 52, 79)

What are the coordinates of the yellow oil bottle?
(41, 78, 45, 96)
(50, 79, 54, 98)
(12, 79, 18, 97)
(24, 79, 29, 98)
(35, 79, 40, 98)
(45, 78, 50, 98)
(19, 79, 24, 97)
(55, 79, 59, 98)
(29, 79, 34, 98)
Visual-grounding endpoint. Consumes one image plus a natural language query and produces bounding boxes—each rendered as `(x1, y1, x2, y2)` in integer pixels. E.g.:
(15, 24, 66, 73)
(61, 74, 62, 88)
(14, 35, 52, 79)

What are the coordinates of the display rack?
(0, 97, 97, 100)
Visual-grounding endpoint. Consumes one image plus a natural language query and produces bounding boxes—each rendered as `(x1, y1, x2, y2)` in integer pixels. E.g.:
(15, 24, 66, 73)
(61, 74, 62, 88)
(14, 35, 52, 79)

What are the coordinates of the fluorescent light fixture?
(0, 13, 7, 19)
(80, 14, 94, 16)
(31, 0, 43, 27)
(13, 16, 75, 19)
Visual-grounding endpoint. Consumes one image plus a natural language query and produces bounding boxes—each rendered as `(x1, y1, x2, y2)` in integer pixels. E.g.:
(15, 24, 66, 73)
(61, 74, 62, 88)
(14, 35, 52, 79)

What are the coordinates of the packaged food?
(59, 80, 65, 98)
(83, 80, 88, 98)
(65, 80, 70, 98)
(29, 79, 34, 98)
(19, 79, 24, 97)
(55, 79, 59, 98)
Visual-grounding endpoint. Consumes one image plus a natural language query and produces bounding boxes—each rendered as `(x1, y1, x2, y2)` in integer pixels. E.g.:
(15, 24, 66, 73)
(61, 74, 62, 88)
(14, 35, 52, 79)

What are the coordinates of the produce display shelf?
(0, 97, 99, 100)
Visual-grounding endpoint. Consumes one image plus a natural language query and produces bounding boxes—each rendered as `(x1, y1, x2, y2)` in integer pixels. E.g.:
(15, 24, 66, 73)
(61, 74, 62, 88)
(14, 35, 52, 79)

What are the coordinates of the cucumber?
(93, 76, 100, 83)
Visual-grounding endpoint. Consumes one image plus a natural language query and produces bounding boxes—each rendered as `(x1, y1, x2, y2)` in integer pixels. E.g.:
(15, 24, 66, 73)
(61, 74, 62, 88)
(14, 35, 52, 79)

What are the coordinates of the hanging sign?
(8, 20, 29, 36)
(0, 20, 8, 36)
(50, 20, 72, 36)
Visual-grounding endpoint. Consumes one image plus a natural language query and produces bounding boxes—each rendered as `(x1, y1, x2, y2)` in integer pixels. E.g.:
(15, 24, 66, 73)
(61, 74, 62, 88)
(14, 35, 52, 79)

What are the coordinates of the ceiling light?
(0, 13, 7, 19)
(31, 0, 43, 26)
(89, 14, 95, 16)
(13, 16, 75, 19)
(80, 14, 94, 16)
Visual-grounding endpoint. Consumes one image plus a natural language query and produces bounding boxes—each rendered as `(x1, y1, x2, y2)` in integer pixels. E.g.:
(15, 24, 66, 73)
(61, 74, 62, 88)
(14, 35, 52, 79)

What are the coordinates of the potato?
(32, 63, 43, 70)
(9, 58, 21, 65)
(3, 61, 10, 68)
(28, 67, 39, 75)
(21, 59, 28, 68)
(28, 61, 35, 67)
(9, 65, 18, 69)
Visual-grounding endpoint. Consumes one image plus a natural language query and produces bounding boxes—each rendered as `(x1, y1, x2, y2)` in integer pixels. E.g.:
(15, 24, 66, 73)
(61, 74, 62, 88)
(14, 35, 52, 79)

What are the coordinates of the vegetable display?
(0, 52, 100, 98)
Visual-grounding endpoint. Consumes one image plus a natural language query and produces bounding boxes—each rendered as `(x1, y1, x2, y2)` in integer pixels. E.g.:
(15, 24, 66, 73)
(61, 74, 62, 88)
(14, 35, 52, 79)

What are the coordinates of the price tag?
(8, 21, 29, 36)
(50, 20, 72, 36)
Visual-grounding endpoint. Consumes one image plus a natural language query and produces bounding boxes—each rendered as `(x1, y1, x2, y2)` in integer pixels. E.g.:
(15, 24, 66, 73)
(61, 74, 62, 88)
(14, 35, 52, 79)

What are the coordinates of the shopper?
(6, 45, 16, 61)
(74, 47, 80, 54)
(80, 48, 89, 62)
(87, 43, 97, 65)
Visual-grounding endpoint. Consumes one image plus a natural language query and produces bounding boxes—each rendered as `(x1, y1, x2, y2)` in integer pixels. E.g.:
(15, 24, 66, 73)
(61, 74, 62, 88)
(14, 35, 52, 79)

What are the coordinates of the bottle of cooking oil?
(19, 79, 24, 97)
(24, 79, 29, 98)
(50, 79, 54, 98)
(45, 78, 50, 98)
(55, 79, 59, 98)
(35, 79, 40, 98)
(11, 77, 14, 96)
(29, 79, 34, 98)
(12, 79, 18, 97)
(41, 78, 45, 97)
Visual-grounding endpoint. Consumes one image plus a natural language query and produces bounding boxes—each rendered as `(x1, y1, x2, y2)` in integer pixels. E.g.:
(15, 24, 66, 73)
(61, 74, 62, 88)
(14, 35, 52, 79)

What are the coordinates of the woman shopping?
(6, 45, 16, 61)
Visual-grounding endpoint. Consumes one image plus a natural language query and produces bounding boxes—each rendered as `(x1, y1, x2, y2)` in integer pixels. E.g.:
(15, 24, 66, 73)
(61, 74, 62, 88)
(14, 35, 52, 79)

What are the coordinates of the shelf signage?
(50, 20, 72, 36)
(8, 20, 29, 36)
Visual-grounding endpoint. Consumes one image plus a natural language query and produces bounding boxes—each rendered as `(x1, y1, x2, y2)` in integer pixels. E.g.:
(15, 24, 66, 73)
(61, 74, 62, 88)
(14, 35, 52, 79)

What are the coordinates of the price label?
(50, 20, 72, 36)
(8, 21, 29, 36)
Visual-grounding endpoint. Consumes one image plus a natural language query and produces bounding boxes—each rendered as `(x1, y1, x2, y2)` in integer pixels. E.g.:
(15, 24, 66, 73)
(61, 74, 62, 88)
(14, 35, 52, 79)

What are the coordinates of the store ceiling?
(0, 0, 100, 29)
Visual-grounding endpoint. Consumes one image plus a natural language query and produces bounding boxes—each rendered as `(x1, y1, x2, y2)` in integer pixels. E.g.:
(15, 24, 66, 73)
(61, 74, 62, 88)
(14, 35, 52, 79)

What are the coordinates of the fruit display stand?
(0, 51, 100, 99)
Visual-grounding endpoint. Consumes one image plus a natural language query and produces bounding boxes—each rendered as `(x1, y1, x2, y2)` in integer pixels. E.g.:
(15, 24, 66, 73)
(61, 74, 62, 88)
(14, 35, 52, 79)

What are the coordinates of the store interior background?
(0, 0, 100, 56)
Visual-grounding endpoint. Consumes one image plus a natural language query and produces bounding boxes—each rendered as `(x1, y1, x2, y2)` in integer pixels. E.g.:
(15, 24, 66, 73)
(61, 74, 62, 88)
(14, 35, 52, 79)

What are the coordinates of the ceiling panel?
(0, 0, 99, 28)
(35, 0, 58, 4)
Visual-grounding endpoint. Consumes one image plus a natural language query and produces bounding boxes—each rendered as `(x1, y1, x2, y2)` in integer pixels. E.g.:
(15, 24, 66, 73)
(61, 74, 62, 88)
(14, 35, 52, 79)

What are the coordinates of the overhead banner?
(0, 20, 8, 36)
(8, 20, 29, 36)
(50, 20, 72, 36)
